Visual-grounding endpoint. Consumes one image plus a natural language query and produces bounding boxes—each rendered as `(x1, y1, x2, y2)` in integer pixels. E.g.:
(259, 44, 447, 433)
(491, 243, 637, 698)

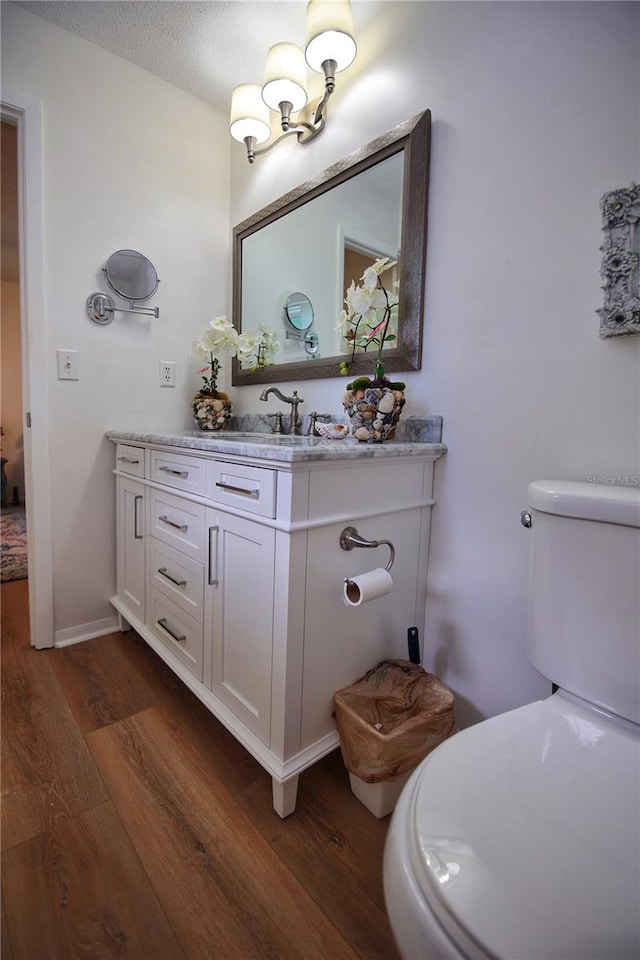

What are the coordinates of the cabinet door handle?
(208, 525, 219, 586)
(158, 515, 188, 533)
(134, 495, 143, 540)
(157, 566, 187, 587)
(215, 481, 259, 498)
(118, 456, 140, 464)
(159, 466, 189, 478)
(157, 617, 186, 643)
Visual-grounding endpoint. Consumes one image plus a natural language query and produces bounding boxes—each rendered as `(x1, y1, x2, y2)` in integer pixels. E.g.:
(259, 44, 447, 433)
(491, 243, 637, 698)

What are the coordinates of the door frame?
(2, 87, 54, 648)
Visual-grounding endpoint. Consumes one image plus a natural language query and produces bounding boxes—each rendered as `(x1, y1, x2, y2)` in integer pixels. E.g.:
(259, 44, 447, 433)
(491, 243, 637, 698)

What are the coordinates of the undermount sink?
(185, 430, 329, 445)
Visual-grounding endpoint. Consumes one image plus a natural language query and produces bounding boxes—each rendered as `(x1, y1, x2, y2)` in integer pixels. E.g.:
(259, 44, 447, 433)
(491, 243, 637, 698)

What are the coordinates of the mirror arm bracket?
(117, 302, 160, 319)
(86, 291, 159, 324)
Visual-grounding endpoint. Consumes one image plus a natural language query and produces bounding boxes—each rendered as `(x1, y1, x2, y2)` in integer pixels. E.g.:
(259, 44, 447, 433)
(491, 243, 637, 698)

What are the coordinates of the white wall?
(1, 4, 230, 637)
(230, 1, 640, 725)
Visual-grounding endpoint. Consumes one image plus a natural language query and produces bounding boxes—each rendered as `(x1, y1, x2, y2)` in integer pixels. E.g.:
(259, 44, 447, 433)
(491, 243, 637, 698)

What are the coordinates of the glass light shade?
(305, 0, 357, 73)
(229, 84, 271, 144)
(262, 43, 308, 112)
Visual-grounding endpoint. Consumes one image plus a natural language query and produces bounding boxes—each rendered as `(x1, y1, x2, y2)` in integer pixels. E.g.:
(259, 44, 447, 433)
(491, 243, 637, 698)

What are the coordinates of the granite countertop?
(106, 418, 446, 464)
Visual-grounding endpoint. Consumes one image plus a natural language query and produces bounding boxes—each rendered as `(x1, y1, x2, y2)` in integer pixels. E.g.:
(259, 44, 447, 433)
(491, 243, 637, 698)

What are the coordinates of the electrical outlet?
(159, 361, 176, 387)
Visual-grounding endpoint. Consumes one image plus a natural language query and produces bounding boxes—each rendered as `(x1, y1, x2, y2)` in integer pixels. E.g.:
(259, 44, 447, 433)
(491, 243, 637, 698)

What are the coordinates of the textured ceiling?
(13, 1, 329, 111)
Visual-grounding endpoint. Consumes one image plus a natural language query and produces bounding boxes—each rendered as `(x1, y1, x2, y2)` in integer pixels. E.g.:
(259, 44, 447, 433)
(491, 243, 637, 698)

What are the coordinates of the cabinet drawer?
(115, 443, 145, 478)
(150, 449, 208, 496)
(148, 591, 203, 682)
(209, 461, 276, 518)
(149, 489, 206, 562)
(148, 538, 204, 622)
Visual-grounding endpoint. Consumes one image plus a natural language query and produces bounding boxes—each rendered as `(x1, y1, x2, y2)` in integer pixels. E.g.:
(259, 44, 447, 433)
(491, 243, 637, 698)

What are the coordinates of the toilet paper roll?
(344, 568, 393, 606)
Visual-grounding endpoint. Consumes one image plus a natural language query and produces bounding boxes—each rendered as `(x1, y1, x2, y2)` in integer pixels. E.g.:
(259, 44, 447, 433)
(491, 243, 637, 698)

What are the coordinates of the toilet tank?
(527, 480, 640, 724)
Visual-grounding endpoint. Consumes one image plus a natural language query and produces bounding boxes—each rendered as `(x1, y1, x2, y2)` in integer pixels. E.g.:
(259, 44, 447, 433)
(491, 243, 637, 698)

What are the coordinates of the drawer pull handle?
(215, 481, 259, 498)
(157, 567, 187, 587)
(159, 466, 189, 478)
(134, 495, 143, 540)
(157, 617, 186, 643)
(208, 525, 219, 586)
(158, 515, 188, 533)
(118, 456, 140, 464)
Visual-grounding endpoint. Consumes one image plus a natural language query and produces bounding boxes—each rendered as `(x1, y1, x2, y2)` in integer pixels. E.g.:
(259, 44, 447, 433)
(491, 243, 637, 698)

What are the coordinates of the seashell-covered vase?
(342, 382, 405, 442)
(192, 390, 233, 431)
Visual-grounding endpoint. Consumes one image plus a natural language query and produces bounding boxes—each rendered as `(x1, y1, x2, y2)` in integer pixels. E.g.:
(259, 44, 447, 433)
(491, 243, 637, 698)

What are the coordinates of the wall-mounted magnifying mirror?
(285, 292, 314, 330)
(284, 293, 320, 357)
(104, 249, 160, 302)
(87, 249, 160, 324)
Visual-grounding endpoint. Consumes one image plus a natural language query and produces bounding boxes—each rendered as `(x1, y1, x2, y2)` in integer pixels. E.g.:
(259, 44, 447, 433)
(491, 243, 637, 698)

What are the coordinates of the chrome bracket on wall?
(339, 526, 395, 572)
(86, 291, 159, 324)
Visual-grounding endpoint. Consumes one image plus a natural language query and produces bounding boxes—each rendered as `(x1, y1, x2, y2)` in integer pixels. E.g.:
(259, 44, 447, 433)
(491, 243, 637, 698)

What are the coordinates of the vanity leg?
(117, 612, 132, 633)
(272, 775, 299, 818)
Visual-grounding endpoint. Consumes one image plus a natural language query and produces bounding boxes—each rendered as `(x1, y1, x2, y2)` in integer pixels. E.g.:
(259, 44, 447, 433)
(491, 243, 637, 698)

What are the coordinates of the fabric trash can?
(334, 658, 456, 818)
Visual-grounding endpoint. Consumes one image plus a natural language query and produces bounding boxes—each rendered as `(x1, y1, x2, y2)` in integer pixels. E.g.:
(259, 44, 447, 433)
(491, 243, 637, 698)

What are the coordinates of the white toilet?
(384, 480, 640, 960)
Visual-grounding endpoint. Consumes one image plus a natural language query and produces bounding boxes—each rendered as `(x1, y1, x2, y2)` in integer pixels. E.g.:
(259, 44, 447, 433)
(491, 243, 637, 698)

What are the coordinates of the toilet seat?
(384, 692, 640, 960)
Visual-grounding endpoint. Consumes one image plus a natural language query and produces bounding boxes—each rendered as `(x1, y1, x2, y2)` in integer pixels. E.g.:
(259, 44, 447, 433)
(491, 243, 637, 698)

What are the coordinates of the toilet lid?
(408, 693, 640, 960)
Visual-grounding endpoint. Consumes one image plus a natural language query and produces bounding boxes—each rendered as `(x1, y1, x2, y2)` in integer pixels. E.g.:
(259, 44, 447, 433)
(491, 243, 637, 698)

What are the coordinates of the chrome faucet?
(259, 387, 304, 434)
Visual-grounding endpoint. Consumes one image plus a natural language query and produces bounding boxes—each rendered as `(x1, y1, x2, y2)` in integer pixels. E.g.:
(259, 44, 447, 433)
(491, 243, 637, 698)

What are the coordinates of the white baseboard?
(54, 615, 120, 647)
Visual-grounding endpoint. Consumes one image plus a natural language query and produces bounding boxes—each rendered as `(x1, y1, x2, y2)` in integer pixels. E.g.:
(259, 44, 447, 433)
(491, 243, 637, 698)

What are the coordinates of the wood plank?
(1, 646, 108, 850)
(0, 580, 30, 660)
(88, 707, 360, 960)
(239, 748, 401, 960)
(1, 885, 14, 960)
(50, 631, 161, 734)
(1, 801, 186, 960)
(54, 629, 262, 796)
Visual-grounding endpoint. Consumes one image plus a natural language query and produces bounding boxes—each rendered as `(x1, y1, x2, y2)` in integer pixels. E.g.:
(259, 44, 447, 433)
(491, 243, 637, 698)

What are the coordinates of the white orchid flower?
(362, 258, 396, 292)
(348, 284, 375, 317)
(209, 315, 233, 333)
(336, 309, 350, 334)
(237, 328, 263, 356)
(258, 324, 280, 363)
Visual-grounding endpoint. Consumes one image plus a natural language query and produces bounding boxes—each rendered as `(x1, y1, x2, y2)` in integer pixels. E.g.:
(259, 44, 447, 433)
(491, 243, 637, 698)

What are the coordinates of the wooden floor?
(1, 580, 400, 960)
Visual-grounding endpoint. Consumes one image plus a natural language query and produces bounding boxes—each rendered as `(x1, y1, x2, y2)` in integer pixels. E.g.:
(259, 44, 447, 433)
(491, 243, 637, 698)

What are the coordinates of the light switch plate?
(57, 349, 79, 380)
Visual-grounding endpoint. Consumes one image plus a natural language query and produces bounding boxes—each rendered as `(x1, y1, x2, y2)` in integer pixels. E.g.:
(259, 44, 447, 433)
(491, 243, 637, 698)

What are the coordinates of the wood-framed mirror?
(232, 110, 431, 385)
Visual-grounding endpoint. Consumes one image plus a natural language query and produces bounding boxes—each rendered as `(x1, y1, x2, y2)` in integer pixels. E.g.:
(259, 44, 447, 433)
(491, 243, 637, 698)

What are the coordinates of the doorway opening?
(1, 118, 28, 585)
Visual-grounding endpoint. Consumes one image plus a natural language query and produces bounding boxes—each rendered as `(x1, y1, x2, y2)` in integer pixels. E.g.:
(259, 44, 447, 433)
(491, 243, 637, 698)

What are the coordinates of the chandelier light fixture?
(229, 0, 357, 163)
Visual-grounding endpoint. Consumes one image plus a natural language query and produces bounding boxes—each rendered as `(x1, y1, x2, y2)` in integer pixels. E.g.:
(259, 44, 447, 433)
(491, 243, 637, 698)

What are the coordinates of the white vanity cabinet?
(206, 509, 275, 744)
(115, 446, 146, 623)
(109, 431, 444, 817)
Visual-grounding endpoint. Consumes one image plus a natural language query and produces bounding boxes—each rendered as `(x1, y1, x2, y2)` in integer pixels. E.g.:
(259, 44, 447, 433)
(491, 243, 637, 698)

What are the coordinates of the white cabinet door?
(207, 509, 275, 745)
(116, 475, 146, 621)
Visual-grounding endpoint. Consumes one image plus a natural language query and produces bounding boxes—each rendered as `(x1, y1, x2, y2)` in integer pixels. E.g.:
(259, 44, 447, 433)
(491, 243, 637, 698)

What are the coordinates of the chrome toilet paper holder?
(339, 526, 395, 572)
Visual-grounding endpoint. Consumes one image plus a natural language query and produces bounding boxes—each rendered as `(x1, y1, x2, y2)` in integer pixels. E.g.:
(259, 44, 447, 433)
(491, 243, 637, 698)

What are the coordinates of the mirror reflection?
(104, 249, 159, 302)
(285, 292, 314, 331)
(232, 111, 431, 385)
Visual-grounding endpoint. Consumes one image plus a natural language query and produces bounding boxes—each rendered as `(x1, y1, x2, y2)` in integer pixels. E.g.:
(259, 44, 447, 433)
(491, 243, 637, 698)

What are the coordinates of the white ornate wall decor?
(598, 183, 640, 338)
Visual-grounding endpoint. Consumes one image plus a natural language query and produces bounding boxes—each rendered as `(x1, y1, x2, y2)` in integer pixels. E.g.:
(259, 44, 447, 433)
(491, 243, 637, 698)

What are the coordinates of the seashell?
(314, 421, 349, 440)
(354, 426, 371, 441)
(377, 392, 395, 414)
(373, 418, 383, 429)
